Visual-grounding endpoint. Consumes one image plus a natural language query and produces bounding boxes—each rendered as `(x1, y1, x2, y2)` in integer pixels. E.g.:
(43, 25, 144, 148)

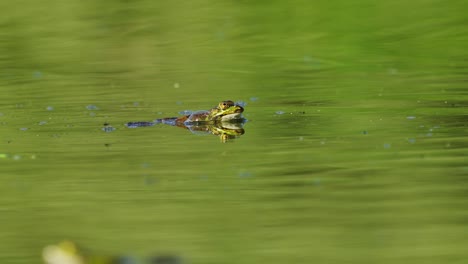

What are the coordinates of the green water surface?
(1, 1, 468, 263)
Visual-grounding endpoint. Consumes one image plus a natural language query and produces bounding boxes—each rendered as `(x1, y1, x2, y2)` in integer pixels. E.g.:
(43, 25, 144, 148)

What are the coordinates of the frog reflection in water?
(126, 100, 246, 142)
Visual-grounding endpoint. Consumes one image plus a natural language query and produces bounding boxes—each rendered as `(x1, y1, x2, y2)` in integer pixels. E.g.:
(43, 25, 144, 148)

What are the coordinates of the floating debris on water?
(102, 123, 116, 132)
(102, 127, 115, 132)
(42, 240, 185, 264)
(126, 121, 154, 128)
(0, 153, 33, 160)
(42, 241, 83, 264)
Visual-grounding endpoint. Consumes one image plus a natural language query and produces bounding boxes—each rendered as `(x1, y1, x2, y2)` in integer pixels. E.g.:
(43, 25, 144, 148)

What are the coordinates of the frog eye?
(218, 100, 234, 109)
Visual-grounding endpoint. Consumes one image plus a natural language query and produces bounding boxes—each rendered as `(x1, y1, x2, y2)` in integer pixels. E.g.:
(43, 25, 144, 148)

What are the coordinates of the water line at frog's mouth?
(220, 113, 243, 121)
(235, 106, 244, 113)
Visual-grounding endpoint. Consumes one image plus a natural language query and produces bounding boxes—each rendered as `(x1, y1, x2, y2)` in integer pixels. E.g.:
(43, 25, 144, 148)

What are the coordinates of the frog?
(125, 100, 246, 142)
(126, 100, 244, 127)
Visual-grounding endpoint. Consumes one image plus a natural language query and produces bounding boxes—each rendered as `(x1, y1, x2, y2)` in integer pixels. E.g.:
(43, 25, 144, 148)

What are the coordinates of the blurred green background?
(1, 1, 468, 263)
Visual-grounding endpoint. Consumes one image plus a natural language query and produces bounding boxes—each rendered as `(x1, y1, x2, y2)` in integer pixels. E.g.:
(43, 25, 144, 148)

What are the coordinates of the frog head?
(209, 100, 244, 121)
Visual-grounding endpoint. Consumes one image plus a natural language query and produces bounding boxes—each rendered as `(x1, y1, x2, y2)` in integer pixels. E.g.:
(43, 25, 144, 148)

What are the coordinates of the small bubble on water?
(408, 138, 416, 144)
(20, 127, 28, 131)
(216, 30, 225, 40)
(178, 110, 192, 115)
(38, 121, 47, 125)
(174, 82, 180, 88)
(362, 130, 368, 135)
(238, 171, 252, 178)
(199, 175, 208, 181)
(313, 178, 321, 186)
(144, 175, 156, 185)
(141, 163, 151, 168)
(406, 116, 416, 120)
(33, 71, 43, 78)
(384, 143, 391, 149)
(249, 97, 259, 102)
(46, 106, 54, 111)
(86, 105, 99, 110)
(236, 101, 247, 107)
(133, 102, 140, 107)
(13, 155, 21, 160)
(387, 68, 398, 75)
(275, 110, 285, 115)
